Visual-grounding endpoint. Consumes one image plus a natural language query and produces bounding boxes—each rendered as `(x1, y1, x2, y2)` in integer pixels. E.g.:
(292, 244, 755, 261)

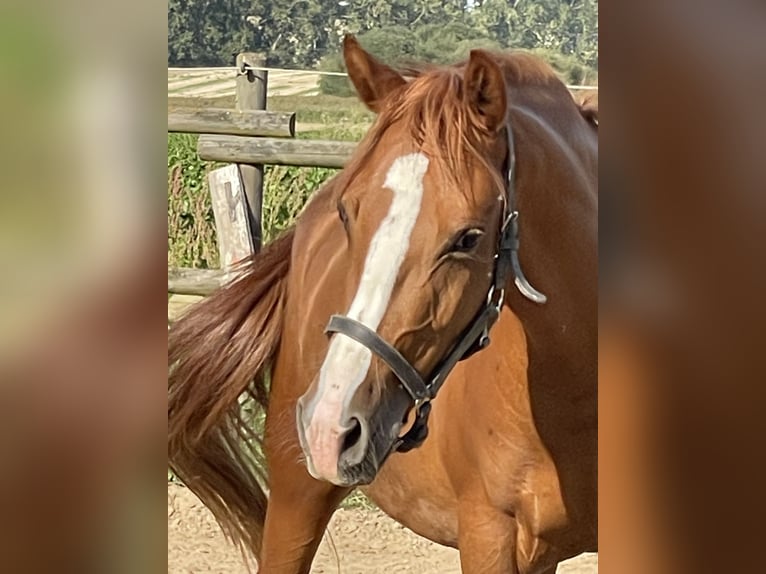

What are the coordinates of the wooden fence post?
(235, 52, 268, 252)
(208, 164, 254, 281)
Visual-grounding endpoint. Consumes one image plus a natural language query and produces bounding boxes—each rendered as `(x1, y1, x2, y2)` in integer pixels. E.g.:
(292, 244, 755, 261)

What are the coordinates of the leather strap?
(427, 304, 500, 397)
(394, 400, 431, 452)
(325, 315, 431, 402)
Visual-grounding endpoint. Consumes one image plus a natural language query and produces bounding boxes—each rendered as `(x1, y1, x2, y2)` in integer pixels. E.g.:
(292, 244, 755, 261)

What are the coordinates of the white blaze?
(305, 152, 429, 478)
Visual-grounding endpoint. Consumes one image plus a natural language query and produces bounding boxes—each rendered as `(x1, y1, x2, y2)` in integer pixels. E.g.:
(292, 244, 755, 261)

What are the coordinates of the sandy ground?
(168, 484, 597, 573)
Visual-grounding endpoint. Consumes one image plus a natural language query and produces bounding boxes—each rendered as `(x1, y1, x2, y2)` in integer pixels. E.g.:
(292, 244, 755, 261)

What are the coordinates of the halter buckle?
(487, 283, 506, 312)
(502, 209, 519, 232)
(500, 210, 520, 252)
(414, 397, 430, 414)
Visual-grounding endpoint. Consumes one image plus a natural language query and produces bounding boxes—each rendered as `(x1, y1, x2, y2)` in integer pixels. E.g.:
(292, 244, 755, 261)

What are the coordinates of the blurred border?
(600, 1, 766, 572)
(0, 0, 167, 571)
(3, 0, 766, 571)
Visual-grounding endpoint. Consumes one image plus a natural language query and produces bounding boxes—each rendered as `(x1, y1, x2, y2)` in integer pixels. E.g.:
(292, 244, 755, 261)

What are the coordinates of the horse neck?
(509, 97, 598, 396)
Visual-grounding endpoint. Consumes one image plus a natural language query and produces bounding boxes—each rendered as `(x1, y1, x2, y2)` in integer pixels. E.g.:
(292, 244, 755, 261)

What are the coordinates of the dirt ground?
(168, 484, 597, 573)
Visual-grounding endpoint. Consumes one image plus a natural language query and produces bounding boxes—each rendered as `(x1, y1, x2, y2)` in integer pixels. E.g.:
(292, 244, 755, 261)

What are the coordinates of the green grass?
(261, 164, 338, 243)
(341, 489, 377, 510)
(269, 94, 373, 125)
(298, 124, 369, 142)
(167, 133, 221, 268)
(168, 93, 374, 127)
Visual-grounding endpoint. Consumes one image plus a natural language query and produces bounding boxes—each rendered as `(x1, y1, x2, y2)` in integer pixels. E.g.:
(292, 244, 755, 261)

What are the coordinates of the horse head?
(295, 37, 516, 486)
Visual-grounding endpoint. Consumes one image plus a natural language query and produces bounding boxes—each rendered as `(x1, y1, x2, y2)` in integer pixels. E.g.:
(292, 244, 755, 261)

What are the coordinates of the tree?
(318, 22, 500, 96)
(168, 0, 598, 75)
(414, 21, 500, 64)
(469, 0, 597, 64)
(318, 25, 420, 97)
(168, 0, 256, 66)
(245, 0, 344, 67)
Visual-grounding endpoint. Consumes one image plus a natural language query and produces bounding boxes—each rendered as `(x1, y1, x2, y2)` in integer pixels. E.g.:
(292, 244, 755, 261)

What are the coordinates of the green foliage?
(413, 21, 500, 64)
(260, 122, 368, 243)
(299, 125, 369, 142)
(317, 26, 421, 98)
(351, 26, 422, 65)
(168, 0, 256, 66)
(239, 0, 349, 68)
(471, 0, 598, 69)
(168, 0, 598, 76)
(529, 48, 595, 85)
(317, 22, 502, 96)
(315, 18, 598, 97)
(167, 134, 219, 268)
(262, 165, 336, 243)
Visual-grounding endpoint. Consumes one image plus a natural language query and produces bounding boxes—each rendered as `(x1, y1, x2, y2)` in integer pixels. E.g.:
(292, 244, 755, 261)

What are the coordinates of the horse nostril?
(339, 416, 369, 468)
(342, 417, 362, 453)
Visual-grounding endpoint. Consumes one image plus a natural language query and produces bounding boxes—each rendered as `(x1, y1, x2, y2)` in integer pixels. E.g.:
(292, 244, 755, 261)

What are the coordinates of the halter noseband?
(324, 122, 546, 452)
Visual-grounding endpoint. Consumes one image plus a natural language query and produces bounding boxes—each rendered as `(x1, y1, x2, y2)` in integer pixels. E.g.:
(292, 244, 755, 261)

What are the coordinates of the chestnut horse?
(169, 36, 597, 573)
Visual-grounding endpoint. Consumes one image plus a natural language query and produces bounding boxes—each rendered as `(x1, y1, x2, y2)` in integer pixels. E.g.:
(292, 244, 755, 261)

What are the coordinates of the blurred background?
(0, 0, 166, 571)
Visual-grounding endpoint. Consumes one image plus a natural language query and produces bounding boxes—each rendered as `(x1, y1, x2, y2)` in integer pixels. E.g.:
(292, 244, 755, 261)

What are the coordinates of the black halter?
(325, 123, 547, 452)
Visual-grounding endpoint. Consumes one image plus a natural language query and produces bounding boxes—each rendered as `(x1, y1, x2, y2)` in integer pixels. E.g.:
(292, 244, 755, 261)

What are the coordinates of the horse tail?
(168, 229, 293, 561)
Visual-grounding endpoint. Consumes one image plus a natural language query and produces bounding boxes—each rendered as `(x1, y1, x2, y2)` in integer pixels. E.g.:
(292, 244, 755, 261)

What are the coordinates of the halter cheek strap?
(324, 122, 546, 453)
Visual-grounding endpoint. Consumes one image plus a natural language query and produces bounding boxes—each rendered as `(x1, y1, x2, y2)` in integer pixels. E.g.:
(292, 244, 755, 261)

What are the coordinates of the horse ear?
(463, 50, 507, 132)
(580, 95, 599, 129)
(343, 35, 406, 113)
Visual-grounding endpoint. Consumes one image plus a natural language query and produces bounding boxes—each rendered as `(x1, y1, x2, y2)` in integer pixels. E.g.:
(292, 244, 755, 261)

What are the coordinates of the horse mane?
(168, 228, 293, 561)
(335, 50, 568, 201)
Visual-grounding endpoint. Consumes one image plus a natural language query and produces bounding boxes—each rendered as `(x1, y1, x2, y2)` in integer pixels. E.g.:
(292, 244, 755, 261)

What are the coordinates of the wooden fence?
(167, 52, 355, 300)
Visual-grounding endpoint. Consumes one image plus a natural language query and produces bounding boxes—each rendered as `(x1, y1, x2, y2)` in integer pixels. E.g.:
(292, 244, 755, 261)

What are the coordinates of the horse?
(169, 36, 597, 573)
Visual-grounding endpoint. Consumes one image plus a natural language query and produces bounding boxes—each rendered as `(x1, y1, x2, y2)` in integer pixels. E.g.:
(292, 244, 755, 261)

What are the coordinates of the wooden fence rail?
(168, 106, 296, 138)
(168, 268, 227, 297)
(197, 135, 355, 168)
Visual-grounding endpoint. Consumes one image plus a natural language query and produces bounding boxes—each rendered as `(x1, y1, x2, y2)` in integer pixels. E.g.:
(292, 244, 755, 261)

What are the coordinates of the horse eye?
(450, 228, 484, 253)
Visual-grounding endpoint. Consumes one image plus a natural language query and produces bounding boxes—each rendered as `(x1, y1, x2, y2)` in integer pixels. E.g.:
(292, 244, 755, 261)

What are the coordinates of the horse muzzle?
(296, 380, 411, 487)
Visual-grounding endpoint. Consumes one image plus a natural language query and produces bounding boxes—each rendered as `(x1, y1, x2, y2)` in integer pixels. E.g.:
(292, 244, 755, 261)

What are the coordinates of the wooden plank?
(167, 106, 295, 138)
(198, 134, 356, 168)
(236, 52, 268, 252)
(168, 268, 226, 296)
(208, 165, 254, 281)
